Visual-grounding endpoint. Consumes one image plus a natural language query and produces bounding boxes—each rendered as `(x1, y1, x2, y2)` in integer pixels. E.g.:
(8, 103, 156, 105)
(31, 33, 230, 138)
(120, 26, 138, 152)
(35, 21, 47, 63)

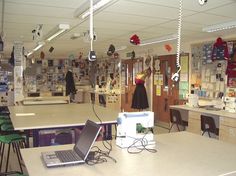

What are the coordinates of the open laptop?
(41, 120, 101, 168)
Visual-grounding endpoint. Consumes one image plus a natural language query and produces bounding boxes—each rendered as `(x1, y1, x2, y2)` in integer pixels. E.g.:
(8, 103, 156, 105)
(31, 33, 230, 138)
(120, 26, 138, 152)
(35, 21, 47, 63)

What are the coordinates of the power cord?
(91, 103, 113, 155)
(126, 131, 157, 154)
(171, 0, 182, 82)
(86, 146, 117, 165)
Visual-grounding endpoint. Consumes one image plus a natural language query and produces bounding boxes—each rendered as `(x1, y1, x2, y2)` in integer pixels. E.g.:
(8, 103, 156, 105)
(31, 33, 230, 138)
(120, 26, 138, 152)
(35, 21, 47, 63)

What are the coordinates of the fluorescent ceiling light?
(16, 113, 35, 116)
(81, 0, 113, 19)
(27, 51, 33, 57)
(33, 42, 45, 51)
(45, 24, 70, 41)
(116, 46, 127, 51)
(74, 0, 100, 18)
(139, 34, 178, 46)
(202, 20, 236, 32)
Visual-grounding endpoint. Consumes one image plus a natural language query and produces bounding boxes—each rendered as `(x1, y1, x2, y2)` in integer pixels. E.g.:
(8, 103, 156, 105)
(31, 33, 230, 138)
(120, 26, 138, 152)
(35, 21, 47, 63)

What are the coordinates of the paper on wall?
(156, 85, 161, 96)
(210, 75, 216, 83)
(158, 74, 163, 85)
(180, 73, 188, 82)
(154, 74, 158, 85)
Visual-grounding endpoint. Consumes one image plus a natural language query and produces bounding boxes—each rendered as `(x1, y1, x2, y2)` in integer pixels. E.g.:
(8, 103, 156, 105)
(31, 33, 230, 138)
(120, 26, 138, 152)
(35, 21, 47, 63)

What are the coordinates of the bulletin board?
(191, 39, 236, 99)
(179, 54, 189, 99)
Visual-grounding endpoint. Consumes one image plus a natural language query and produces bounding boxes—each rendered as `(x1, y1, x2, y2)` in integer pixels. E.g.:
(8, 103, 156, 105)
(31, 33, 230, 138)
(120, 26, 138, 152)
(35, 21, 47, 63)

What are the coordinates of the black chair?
(201, 115, 219, 137)
(169, 109, 188, 132)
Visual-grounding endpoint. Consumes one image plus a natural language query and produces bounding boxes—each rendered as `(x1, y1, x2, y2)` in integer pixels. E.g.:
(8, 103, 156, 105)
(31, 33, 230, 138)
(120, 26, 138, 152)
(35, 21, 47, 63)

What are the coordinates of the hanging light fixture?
(202, 20, 236, 33)
(139, 34, 178, 46)
(45, 24, 70, 41)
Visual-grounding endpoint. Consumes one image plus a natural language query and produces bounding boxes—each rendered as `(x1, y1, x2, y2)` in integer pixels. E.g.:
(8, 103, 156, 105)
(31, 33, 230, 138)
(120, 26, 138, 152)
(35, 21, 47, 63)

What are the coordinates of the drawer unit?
(187, 111, 201, 135)
(219, 116, 236, 144)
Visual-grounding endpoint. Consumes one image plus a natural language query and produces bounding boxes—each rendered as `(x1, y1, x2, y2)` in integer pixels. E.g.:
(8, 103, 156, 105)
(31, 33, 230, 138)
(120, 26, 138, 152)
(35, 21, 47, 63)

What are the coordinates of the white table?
(8, 103, 120, 147)
(21, 132, 236, 176)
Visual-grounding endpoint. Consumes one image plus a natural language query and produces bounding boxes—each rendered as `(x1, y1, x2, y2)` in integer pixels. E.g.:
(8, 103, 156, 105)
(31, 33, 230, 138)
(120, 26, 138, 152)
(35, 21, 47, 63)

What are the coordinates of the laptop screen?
(74, 120, 101, 160)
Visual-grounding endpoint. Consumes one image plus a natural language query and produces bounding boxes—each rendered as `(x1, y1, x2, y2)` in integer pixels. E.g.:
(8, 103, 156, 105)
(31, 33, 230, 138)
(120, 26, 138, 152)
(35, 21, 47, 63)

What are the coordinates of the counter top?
(170, 105, 236, 119)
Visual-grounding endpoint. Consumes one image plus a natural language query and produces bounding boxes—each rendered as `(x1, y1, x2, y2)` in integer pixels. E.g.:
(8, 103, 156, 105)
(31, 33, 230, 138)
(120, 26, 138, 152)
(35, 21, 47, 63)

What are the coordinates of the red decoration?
(130, 34, 140, 45)
(78, 52, 83, 60)
(164, 44, 172, 52)
(40, 51, 45, 59)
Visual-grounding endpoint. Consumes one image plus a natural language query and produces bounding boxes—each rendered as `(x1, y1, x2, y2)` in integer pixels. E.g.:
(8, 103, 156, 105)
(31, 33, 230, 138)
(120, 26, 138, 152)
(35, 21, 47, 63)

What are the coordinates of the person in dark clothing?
(65, 69, 76, 102)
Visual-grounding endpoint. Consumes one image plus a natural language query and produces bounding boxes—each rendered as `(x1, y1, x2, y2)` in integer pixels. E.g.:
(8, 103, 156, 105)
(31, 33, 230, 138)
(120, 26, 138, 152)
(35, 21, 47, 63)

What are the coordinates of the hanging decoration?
(40, 51, 45, 59)
(130, 34, 140, 45)
(164, 44, 172, 52)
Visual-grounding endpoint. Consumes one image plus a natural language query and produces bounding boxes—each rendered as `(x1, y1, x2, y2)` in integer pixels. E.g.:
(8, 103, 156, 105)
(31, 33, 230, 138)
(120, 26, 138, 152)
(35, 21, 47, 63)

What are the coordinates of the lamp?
(74, 0, 115, 19)
(202, 20, 236, 32)
(139, 34, 178, 46)
(27, 42, 45, 57)
(73, 0, 100, 18)
(45, 24, 70, 41)
(116, 45, 127, 51)
(33, 42, 45, 51)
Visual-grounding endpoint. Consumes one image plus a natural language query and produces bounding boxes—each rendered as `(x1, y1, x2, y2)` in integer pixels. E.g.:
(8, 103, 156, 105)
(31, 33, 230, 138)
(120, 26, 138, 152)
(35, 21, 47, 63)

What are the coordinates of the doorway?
(152, 55, 179, 124)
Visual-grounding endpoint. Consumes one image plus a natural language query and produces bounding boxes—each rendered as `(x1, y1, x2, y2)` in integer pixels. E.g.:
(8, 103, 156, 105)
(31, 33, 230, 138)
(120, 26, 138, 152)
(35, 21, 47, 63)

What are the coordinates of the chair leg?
(202, 131, 205, 136)
(5, 143, 11, 172)
(169, 123, 174, 133)
(14, 142, 23, 173)
(207, 130, 211, 138)
(0, 142, 2, 156)
(0, 143, 5, 171)
(176, 124, 180, 131)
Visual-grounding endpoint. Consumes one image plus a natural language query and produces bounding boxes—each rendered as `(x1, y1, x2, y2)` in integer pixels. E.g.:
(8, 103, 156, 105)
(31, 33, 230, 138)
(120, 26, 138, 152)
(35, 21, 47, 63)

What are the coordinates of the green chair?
(0, 123, 26, 174)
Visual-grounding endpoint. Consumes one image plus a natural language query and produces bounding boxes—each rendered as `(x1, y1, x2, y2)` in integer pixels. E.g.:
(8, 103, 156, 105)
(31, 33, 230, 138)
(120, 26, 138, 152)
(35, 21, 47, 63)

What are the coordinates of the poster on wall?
(156, 85, 161, 96)
(158, 74, 163, 85)
(154, 74, 158, 85)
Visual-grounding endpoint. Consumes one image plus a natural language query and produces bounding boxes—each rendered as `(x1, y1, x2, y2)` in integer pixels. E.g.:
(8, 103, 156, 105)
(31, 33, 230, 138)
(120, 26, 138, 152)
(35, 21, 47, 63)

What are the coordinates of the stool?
(201, 115, 219, 137)
(0, 123, 25, 174)
(169, 109, 188, 132)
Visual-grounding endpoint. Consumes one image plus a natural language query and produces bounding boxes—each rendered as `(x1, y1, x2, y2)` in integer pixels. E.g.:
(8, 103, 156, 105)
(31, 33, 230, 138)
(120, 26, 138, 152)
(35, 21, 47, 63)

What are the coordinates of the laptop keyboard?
(55, 150, 82, 163)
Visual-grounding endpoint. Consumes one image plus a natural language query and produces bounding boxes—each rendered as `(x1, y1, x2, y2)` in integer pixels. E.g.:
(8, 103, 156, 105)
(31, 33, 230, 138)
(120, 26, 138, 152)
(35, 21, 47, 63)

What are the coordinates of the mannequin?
(131, 67, 151, 110)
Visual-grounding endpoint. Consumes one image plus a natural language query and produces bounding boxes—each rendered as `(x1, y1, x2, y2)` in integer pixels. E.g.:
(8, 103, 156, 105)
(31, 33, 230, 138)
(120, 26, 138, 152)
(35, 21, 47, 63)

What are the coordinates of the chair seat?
(0, 134, 25, 144)
(1, 123, 14, 131)
(201, 115, 219, 137)
(0, 119, 11, 126)
(169, 109, 188, 132)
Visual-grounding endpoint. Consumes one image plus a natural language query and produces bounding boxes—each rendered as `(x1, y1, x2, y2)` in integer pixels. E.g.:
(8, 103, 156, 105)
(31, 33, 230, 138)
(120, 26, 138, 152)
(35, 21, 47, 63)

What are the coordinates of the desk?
(20, 132, 236, 176)
(8, 103, 119, 147)
(170, 105, 236, 144)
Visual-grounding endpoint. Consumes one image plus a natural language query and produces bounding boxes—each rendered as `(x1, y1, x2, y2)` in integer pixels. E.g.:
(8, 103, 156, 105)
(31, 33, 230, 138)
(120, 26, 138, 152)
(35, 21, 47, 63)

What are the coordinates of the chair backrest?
(200, 115, 217, 133)
(170, 109, 182, 124)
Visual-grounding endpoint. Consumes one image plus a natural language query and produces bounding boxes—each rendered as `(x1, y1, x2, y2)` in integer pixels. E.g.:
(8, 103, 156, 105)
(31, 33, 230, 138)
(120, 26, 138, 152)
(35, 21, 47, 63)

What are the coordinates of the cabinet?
(187, 111, 201, 135)
(219, 117, 236, 144)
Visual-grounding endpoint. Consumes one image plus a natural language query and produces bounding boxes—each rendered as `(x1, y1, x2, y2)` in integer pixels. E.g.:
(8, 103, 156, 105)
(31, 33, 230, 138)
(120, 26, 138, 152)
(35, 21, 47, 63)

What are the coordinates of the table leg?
(32, 129, 39, 147)
(25, 130, 30, 148)
(104, 124, 113, 140)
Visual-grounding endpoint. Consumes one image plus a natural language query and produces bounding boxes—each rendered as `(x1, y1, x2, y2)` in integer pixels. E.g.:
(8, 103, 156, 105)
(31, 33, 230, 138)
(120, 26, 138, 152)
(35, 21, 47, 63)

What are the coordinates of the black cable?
(86, 146, 116, 165)
(127, 132, 157, 154)
(90, 103, 113, 155)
